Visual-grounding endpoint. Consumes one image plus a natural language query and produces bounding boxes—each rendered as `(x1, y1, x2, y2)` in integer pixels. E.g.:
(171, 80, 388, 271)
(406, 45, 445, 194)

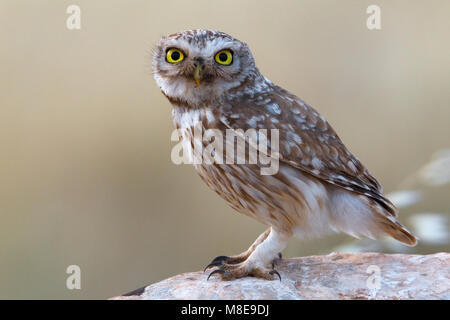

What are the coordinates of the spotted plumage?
(153, 29, 417, 281)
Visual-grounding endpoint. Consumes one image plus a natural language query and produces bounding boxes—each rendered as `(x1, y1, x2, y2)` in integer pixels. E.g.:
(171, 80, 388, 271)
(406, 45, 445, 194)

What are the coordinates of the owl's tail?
(330, 190, 418, 246)
(362, 192, 418, 246)
(376, 214, 418, 246)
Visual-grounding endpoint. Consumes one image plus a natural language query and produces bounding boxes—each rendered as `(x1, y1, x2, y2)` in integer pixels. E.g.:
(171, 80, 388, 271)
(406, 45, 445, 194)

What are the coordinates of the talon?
(203, 256, 230, 272)
(210, 255, 230, 264)
(278, 252, 282, 259)
(269, 269, 281, 281)
(204, 261, 223, 272)
(207, 269, 227, 281)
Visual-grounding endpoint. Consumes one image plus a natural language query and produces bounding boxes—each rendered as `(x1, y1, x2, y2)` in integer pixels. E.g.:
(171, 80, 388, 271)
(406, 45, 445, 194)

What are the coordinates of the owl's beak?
(193, 64, 203, 87)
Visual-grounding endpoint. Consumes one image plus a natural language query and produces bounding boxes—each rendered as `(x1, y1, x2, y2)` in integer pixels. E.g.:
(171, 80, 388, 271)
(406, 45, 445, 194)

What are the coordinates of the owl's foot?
(207, 262, 281, 281)
(205, 227, 288, 281)
(204, 254, 246, 271)
(204, 251, 282, 271)
(203, 228, 273, 272)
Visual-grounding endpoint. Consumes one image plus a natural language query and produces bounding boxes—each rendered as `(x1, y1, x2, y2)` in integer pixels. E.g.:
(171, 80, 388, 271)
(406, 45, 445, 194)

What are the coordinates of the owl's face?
(153, 30, 257, 106)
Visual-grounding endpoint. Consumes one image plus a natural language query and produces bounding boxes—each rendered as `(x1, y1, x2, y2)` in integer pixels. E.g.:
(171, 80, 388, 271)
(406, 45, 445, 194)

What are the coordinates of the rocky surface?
(111, 252, 449, 300)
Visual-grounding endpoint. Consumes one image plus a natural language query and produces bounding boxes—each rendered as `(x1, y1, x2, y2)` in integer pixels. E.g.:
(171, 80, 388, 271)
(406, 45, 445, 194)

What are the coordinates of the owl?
(153, 29, 417, 281)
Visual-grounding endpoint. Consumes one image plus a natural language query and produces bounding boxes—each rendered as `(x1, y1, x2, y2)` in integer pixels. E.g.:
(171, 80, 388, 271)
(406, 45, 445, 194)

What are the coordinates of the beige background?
(0, 0, 449, 299)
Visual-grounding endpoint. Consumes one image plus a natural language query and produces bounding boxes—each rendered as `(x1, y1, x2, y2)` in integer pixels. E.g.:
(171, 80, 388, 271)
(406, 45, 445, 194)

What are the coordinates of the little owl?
(153, 29, 417, 281)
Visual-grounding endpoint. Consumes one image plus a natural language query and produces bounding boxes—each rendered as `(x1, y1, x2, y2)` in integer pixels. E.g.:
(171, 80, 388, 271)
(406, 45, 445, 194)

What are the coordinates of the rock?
(111, 252, 450, 300)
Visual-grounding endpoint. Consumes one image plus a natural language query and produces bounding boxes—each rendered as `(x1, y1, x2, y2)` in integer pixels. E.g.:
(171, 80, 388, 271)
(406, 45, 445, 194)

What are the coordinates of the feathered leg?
(207, 227, 289, 281)
(204, 228, 271, 270)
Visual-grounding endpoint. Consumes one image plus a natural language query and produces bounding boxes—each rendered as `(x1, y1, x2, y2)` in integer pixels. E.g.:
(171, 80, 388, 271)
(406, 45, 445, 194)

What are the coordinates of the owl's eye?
(215, 49, 233, 65)
(166, 48, 184, 63)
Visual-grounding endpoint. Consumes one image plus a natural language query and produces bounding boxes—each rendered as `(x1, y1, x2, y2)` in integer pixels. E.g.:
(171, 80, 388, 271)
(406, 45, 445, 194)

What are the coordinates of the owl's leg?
(204, 228, 271, 271)
(207, 227, 289, 281)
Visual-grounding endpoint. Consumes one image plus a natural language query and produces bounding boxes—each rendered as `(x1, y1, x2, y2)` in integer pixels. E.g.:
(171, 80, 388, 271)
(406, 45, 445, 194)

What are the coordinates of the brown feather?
(220, 81, 398, 217)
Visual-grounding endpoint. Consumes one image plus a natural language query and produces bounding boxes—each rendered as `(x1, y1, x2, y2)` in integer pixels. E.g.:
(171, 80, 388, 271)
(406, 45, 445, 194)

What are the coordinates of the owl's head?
(153, 29, 257, 107)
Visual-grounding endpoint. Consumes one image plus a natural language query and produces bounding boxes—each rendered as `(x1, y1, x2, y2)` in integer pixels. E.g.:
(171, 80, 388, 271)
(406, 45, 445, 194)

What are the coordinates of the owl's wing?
(219, 85, 398, 217)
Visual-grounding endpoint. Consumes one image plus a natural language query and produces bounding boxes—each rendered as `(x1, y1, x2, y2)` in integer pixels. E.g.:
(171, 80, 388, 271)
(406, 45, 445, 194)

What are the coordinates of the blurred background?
(0, 0, 449, 299)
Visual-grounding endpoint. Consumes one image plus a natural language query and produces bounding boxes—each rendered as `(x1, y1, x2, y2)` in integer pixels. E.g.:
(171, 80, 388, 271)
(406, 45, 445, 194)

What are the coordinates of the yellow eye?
(215, 50, 233, 65)
(166, 48, 184, 63)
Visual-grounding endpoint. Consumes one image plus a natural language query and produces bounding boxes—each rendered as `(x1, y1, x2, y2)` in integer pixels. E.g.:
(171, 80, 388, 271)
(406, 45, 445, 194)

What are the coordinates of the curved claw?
(203, 256, 230, 272)
(204, 261, 223, 272)
(207, 269, 227, 281)
(269, 269, 281, 281)
(211, 255, 230, 263)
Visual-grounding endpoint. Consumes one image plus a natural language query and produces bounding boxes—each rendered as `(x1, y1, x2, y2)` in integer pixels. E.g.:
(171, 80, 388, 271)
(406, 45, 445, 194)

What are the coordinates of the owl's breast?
(170, 104, 334, 235)
(171, 104, 222, 163)
(171, 105, 267, 218)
